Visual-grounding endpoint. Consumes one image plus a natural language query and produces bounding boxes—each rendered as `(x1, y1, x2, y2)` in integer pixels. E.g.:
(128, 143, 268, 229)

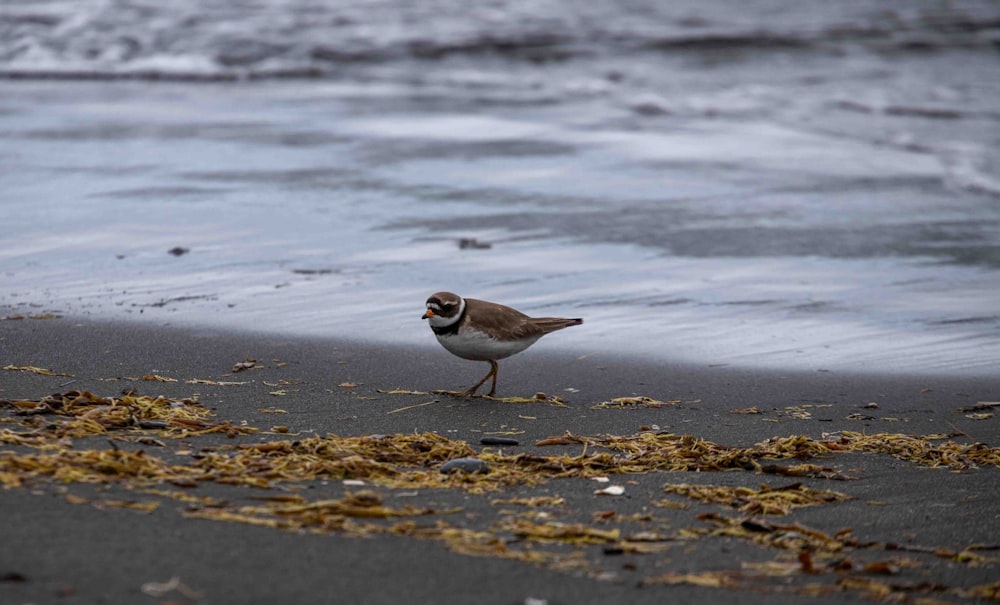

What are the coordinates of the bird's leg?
(487, 361, 499, 397)
(463, 360, 499, 397)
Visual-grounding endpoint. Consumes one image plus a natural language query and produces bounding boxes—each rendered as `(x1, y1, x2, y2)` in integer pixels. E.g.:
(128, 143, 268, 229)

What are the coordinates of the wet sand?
(2, 316, 998, 604)
(4, 79, 999, 378)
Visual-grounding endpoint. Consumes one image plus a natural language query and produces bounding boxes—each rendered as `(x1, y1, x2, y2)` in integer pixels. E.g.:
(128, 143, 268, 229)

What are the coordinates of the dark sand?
(2, 316, 998, 605)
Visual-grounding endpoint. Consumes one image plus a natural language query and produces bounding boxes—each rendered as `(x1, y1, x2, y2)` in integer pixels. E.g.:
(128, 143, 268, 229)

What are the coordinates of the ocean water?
(1, 0, 999, 376)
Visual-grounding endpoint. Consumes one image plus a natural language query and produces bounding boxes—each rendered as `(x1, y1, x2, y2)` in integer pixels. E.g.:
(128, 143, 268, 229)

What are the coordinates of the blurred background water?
(1, 0, 999, 375)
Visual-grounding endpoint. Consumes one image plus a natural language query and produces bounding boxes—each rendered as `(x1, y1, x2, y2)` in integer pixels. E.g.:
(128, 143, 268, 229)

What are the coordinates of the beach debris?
(0, 390, 256, 442)
(141, 374, 177, 382)
(387, 400, 436, 414)
(662, 482, 851, 516)
(186, 378, 248, 386)
(140, 576, 202, 599)
(485, 393, 569, 406)
(480, 437, 520, 446)
(441, 458, 490, 474)
(759, 463, 851, 481)
(426, 390, 569, 406)
(458, 237, 492, 250)
(88, 498, 161, 513)
(731, 407, 763, 414)
(491, 496, 565, 507)
(231, 358, 257, 372)
(592, 396, 677, 409)
(961, 401, 1000, 411)
(502, 518, 620, 544)
(594, 485, 625, 496)
(138, 420, 170, 429)
(863, 402, 880, 409)
(784, 406, 813, 420)
(166, 246, 190, 256)
(963, 582, 1000, 600)
(376, 389, 430, 395)
(846, 413, 875, 421)
(965, 412, 993, 420)
(3, 365, 72, 377)
(535, 435, 578, 446)
(3, 386, 999, 602)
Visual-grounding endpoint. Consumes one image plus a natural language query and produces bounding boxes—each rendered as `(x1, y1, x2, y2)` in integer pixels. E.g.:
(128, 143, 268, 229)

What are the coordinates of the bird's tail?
(530, 317, 583, 334)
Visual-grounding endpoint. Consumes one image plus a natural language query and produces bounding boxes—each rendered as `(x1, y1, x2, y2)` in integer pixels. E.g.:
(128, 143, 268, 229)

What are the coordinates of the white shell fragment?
(594, 485, 625, 496)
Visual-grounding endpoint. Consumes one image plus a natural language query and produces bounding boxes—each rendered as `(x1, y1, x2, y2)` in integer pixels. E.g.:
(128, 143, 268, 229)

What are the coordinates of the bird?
(421, 291, 583, 397)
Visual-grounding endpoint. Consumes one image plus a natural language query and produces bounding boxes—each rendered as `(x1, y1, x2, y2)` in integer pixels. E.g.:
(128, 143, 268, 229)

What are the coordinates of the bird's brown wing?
(464, 298, 583, 339)
(463, 298, 543, 340)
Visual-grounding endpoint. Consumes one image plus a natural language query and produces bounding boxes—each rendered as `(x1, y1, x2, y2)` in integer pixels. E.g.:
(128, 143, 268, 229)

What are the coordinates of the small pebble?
(458, 237, 491, 250)
(138, 420, 169, 429)
(480, 437, 519, 446)
(440, 458, 489, 474)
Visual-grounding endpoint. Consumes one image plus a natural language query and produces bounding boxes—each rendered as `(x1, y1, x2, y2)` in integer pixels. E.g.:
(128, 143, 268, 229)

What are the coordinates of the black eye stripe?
(426, 296, 460, 312)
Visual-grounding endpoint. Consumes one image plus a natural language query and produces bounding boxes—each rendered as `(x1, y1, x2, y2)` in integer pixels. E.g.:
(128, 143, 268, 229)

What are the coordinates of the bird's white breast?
(436, 329, 539, 361)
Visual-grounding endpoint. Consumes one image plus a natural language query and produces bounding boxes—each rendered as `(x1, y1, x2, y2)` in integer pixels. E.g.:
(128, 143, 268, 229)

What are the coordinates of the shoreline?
(4, 314, 999, 430)
(2, 316, 998, 604)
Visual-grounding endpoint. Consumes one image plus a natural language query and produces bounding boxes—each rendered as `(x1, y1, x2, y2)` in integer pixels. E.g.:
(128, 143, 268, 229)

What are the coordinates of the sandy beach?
(2, 315, 998, 605)
(3, 3, 1000, 603)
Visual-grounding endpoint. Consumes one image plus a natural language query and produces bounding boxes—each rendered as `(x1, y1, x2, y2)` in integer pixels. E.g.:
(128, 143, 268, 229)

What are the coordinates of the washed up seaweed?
(591, 396, 680, 409)
(663, 482, 852, 516)
(3, 365, 71, 377)
(647, 512, 1000, 602)
(1, 448, 198, 488)
(833, 431, 1000, 470)
(2, 386, 998, 602)
(533, 431, 1000, 473)
(1, 390, 257, 441)
(184, 489, 454, 534)
(532, 432, 839, 476)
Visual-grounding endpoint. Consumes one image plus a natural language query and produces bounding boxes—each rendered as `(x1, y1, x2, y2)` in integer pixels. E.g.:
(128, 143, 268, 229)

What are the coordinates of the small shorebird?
(422, 291, 583, 397)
